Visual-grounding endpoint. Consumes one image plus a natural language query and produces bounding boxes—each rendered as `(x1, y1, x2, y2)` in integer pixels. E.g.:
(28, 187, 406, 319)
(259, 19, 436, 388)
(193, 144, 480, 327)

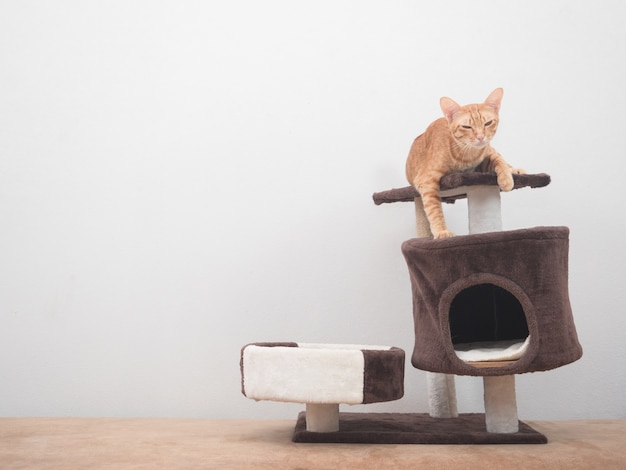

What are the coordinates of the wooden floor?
(1, 417, 625, 469)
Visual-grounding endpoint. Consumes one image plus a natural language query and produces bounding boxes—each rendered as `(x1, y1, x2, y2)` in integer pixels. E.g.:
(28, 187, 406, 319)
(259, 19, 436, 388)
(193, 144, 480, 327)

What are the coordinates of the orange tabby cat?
(405, 88, 524, 239)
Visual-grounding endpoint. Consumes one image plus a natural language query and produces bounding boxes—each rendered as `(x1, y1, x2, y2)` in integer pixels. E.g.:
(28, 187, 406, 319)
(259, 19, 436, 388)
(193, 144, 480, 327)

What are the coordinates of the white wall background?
(1, 0, 625, 420)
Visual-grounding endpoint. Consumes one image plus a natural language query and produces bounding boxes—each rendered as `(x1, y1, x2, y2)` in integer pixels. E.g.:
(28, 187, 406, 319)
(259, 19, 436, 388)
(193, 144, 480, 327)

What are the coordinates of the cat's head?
(440, 88, 503, 149)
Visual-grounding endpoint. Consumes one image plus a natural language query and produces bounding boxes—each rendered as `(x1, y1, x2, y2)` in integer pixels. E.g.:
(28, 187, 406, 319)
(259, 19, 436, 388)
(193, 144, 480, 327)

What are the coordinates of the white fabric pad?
(242, 344, 390, 405)
(454, 336, 530, 362)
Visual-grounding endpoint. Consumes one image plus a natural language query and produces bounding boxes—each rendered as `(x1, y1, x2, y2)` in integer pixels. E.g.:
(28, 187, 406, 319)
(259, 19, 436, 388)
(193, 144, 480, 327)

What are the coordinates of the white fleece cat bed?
(240, 342, 404, 432)
(454, 337, 531, 363)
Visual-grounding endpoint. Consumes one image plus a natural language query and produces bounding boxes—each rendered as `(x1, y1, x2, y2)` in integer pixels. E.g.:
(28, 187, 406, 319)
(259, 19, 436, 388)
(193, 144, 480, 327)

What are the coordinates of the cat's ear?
(484, 88, 503, 113)
(440, 97, 461, 123)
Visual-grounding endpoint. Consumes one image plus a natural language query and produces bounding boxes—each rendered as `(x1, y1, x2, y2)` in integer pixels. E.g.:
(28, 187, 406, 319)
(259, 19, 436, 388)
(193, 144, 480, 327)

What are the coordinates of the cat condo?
(240, 171, 582, 444)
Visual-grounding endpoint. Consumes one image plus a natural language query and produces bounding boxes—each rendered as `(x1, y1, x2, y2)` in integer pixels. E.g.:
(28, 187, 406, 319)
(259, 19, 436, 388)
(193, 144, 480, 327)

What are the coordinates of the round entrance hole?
(449, 283, 529, 361)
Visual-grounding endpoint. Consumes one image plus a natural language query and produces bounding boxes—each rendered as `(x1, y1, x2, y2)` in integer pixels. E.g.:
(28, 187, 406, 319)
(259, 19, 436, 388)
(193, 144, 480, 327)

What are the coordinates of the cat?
(405, 88, 525, 239)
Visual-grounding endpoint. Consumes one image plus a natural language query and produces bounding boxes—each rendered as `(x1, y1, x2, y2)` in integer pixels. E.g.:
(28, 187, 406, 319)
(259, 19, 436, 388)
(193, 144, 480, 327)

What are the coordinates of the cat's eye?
(462, 125, 472, 129)
(484, 120, 493, 126)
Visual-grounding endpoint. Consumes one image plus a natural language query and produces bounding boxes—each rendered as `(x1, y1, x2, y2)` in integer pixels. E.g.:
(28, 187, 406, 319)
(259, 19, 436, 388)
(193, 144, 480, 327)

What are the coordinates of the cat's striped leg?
(417, 184, 454, 238)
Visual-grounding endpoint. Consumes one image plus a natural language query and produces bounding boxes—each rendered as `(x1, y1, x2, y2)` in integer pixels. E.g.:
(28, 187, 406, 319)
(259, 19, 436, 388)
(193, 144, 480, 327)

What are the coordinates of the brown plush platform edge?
(362, 348, 405, 404)
(372, 173, 551, 205)
(293, 412, 547, 444)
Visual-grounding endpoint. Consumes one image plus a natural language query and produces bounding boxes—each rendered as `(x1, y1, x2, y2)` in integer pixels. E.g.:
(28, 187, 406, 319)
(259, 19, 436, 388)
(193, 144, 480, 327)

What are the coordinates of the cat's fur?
(405, 88, 524, 238)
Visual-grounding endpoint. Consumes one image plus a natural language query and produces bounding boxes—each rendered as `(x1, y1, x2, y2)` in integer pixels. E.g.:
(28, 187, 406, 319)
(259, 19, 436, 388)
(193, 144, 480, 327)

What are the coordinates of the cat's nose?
(476, 135, 485, 142)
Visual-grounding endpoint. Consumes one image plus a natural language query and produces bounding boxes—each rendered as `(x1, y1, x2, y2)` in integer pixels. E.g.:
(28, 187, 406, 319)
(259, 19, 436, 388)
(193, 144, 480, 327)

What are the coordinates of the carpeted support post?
(466, 186, 502, 233)
(426, 372, 458, 419)
(465, 185, 519, 433)
(305, 403, 339, 432)
(483, 375, 519, 433)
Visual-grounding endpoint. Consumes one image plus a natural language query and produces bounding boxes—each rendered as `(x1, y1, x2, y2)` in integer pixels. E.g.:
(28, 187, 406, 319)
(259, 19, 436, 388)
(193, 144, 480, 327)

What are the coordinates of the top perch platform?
(372, 172, 551, 205)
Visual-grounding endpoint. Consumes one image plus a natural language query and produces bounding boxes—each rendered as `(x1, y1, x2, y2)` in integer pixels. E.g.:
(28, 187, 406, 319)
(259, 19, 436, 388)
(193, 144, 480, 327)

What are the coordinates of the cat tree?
(240, 172, 582, 444)
(375, 172, 582, 436)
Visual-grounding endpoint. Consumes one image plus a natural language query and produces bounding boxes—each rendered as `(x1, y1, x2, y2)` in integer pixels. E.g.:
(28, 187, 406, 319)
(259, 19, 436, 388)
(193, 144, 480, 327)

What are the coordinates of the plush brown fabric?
(293, 412, 547, 444)
(372, 172, 551, 205)
(362, 347, 405, 404)
(401, 227, 583, 376)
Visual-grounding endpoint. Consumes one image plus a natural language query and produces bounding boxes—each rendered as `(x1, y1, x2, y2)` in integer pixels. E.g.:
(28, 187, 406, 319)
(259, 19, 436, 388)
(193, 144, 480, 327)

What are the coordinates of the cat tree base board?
(292, 412, 547, 445)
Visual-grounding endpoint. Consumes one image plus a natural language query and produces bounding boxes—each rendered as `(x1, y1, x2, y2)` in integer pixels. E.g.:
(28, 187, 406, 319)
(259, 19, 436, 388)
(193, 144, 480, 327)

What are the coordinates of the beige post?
(305, 403, 340, 432)
(465, 185, 519, 433)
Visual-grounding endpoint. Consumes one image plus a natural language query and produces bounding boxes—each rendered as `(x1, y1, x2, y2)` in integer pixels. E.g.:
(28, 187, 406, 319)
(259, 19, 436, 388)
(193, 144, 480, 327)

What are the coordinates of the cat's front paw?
(497, 173, 514, 192)
(434, 229, 455, 239)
